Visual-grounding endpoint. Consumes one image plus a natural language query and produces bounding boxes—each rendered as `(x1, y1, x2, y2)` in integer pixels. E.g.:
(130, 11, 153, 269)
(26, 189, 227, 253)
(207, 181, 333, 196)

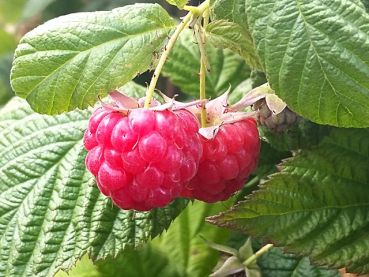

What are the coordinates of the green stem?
(199, 43, 207, 128)
(144, 0, 210, 108)
(244, 244, 273, 267)
(195, 7, 211, 127)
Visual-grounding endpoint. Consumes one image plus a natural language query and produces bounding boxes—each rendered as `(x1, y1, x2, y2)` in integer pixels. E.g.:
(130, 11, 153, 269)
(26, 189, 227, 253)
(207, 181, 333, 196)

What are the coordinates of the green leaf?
(245, 0, 369, 127)
(162, 29, 251, 98)
(165, 0, 187, 9)
(11, 3, 174, 114)
(0, 97, 188, 277)
(255, 245, 340, 277)
(207, 128, 369, 274)
(210, 0, 263, 70)
(206, 20, 262, 70)
(95, 244, 182, 277)
(152, 200, 232, 277)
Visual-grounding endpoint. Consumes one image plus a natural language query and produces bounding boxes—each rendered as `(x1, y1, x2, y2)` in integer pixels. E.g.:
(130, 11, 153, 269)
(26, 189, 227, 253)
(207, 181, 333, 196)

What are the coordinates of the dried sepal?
(231, 83, 274, 111)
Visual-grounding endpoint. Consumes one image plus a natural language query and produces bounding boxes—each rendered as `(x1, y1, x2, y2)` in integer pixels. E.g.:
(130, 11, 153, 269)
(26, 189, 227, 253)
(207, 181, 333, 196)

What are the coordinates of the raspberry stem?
(195, 10, 210, 128)
(144, 0, 210, 109)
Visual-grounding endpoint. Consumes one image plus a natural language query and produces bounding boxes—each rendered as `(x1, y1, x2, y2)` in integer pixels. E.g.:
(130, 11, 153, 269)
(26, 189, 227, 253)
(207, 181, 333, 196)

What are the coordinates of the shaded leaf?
(206, 20, 262, 70)
(0, 53, 15, 105)
(95, 244, 182, 277)
(0, 97, 187, 277)
(258, 118, 333, 152)
(254, 244, 340, 277)
(11, 3, 174, 114)
(152, 200, 232, 277)
(162, 29, 251, 98)
(210, 0, 262, 70)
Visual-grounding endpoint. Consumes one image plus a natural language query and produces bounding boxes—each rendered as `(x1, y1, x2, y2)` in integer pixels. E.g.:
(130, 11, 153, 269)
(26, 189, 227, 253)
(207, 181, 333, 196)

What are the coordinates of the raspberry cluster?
(84, 107, 202, 211)
(84, 93, 261, 211)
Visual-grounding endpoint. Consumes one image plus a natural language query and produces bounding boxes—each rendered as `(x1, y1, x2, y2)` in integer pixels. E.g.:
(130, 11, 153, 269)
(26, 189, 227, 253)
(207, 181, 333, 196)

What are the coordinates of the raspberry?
(84, 101, 202, 211)
(253, 98, 301, 133)
(181, 118, 260, 203)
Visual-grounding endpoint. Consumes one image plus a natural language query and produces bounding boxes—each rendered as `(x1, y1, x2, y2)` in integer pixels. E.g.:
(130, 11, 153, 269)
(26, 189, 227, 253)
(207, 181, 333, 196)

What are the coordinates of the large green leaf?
(361, 0, 369, 12)
(10, 3, 174, 115)
(95, 244, 182, 277)
(207, 128, 369, 275)
(0, 97, 187, 277)
(245, 0, 369, 127)
(162, 29, 251, 98)
(209, 0, 263, 70)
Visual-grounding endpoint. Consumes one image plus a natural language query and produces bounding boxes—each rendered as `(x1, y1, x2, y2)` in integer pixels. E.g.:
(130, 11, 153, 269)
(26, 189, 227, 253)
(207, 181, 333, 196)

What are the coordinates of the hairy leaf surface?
(206, 20, 262, 70)
(210, 0, 263, 70)
(0, 97, 187, 277)
(11, 3, 174, 114)
(245, 0, 369, 127)
(207, 128, 369, 274)
(162, 29, 250, 98)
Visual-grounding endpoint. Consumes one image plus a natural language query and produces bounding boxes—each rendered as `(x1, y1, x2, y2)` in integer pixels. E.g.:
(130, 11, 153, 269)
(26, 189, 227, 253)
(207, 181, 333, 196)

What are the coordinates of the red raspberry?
(84, 106, 202, 211)
(181, 118, 260, 203)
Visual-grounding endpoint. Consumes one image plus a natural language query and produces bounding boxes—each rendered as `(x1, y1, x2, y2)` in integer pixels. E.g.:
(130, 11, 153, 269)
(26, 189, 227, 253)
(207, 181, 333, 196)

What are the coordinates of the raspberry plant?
(1, 0, 369, 276)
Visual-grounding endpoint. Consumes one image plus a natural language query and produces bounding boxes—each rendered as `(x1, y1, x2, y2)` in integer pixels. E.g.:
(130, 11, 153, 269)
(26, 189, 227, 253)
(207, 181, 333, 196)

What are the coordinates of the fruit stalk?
(194, 9, 210, 128)
(244, 244, 273, 267)
(144, 0, 210, 108)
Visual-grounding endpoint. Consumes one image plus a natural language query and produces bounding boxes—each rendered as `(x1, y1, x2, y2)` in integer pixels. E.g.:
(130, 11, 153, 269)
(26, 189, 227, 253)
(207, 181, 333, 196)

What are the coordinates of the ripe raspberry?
(181, 118, 260, 203)
(84, 95, 202, 211)
(253, 98, 301, 133)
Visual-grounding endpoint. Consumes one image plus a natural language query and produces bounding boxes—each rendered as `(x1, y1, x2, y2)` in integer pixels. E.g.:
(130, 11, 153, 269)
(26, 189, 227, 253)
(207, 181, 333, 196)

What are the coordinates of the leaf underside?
(207, 128, 369, 275)
(0, 97, 187, 277)
(10, 3, 174, 115)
